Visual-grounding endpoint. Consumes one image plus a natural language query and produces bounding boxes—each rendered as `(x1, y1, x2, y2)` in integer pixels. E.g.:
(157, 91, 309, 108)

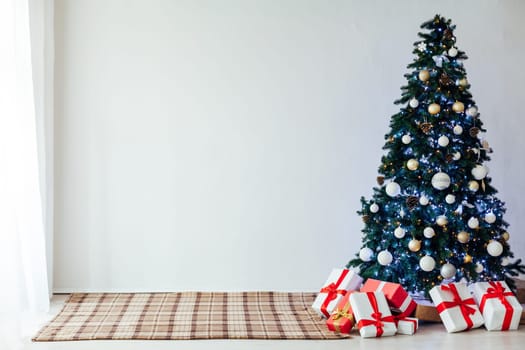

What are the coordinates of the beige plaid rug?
(33, 292, 348, 341)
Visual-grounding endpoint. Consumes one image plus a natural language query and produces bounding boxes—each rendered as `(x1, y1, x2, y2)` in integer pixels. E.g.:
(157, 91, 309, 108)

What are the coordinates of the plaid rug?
(33, 292, 348, 341)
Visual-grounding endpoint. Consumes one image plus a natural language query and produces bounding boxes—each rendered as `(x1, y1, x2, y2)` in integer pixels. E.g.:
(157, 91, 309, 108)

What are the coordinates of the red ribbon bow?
(319, 270, 349, 317)
(357, 292, 396, 337)
(479, 281, 514, 331)
(436, 284, 477, 329)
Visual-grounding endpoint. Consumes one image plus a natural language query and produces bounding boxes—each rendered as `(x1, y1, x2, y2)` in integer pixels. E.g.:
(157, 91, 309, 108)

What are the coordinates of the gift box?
(349, 291, 397, 338)
(326, 291, 354, 334)
(395, 316, 418, 335)
(361, 279, 416, 317)
(312, 269, 363, 318)
(429, 282, 484, 333)
(470, 281, 522, 331)
(413, 298, 441, 323)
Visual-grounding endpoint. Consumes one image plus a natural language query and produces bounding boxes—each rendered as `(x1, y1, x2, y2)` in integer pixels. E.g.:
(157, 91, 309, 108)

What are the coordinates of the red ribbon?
(357, 292, 396, 337)
(479, 281, 514, 331)
(319, 269, 349, 317)
(436, 284, 477, 329)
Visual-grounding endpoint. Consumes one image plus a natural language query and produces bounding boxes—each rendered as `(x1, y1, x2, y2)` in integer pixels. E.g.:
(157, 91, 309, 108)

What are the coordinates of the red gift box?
(361, 279, 416, 317)
(326, 292, 354, 334)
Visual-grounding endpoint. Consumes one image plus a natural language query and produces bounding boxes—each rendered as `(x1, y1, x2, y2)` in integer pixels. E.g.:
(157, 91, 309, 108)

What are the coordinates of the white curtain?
(0, 0, 53, 346)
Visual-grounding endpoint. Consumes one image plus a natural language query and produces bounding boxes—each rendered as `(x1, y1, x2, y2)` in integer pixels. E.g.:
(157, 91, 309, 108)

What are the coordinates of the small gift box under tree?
(312, 269, 362, 318)
(429, 282, 484, 333)
(350, 291, 397, 338)
(470, 281, 523, 331)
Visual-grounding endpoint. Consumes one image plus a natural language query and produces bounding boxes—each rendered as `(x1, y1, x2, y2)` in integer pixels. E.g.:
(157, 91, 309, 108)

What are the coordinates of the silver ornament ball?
(440, 263, 457, 279)
(377, 250, 393, 266)
(423, 227, 435, 238)
(419, 255, 436, 272)
(359, 247, 374, 262)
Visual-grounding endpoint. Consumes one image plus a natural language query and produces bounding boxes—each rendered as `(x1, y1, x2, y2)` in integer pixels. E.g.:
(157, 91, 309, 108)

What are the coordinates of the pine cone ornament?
(406, 196, 419, 210)
(420, 122, 433, 134)
(443, 29, 454, 40)
(439, 73, 453, 86)
(469, 127, 480, 137)
(377, 176, 385, 185)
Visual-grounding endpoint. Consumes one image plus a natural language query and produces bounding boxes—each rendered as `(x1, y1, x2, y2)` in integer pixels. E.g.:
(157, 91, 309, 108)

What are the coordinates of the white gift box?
(470, 281, 523, 331)
(429, 282, 484, 333)
(349, 291, 397, 338)
(396, 317, 418, 335)
(312, 269, 362, 318)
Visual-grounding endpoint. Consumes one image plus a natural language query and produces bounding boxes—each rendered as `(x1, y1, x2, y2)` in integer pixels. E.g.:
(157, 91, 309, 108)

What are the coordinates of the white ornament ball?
(475, 263, 484, 273)
(468, 180, 479, 192)
(359, 247, 374, 262)
(448, 47, 458, 57)
(409, 98, 419, 108)
(402, 134, 412, 145)
(419, 255, 436, 272)
(485, 212, 496, 224)
(423, 227, 436, 238)
(438, 135, 450, 147)
(377, 250, 393, 266)
(453, 152, 461, 161)
(419, 195, 429, 206)
(466, 106, 478, 117)
(407, 159, 419, 171)
(468, 217, 479, 229)
(501, 257, 510, 266)
(453, 125, 463, 135)
(436, 215, 448, 226)
(394, 227, 406, 239)
(487, 240, 504, 257)
(431, 172, 451, 190)
(440, 263, 457, 279)
(386, 182, 401, 197)
(370, 203, 379, 213)
(471, 164, 489, 180)
(445, 194, 456, 204)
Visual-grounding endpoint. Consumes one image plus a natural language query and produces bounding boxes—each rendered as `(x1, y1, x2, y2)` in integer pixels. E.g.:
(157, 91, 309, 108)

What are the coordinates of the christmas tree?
(347, 15, 525, 296)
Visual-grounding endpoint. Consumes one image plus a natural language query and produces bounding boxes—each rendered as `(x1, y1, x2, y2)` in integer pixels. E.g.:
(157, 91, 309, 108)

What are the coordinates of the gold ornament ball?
(502, 232, 510, 241)
(419, 70, 430, 82)
(468, 180, 479, 192)
(436, 215, 448, 226)
(452, 101, 465, 113)
(464, 254, 473, 263)
(459, 78, 468, 87)
(408, 239, 422, 252)
(457, 231, 470, 243)
(407, 159, 419, 171)
(428, 103, 441, 115)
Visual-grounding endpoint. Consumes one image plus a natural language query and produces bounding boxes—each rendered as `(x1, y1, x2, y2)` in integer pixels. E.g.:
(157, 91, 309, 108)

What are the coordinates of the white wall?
(54, 0, 525, 292)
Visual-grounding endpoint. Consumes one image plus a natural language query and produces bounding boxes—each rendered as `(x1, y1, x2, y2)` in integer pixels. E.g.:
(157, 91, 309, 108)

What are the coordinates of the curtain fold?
(0, 0, 52, 322)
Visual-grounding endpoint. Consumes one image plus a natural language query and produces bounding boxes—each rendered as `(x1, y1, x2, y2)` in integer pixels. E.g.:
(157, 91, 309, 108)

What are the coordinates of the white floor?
(4, 295, 525, 350)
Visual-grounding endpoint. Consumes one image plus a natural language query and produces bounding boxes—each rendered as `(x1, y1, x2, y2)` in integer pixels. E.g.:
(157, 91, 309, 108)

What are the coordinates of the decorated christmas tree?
(347, 15, 525, 297)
